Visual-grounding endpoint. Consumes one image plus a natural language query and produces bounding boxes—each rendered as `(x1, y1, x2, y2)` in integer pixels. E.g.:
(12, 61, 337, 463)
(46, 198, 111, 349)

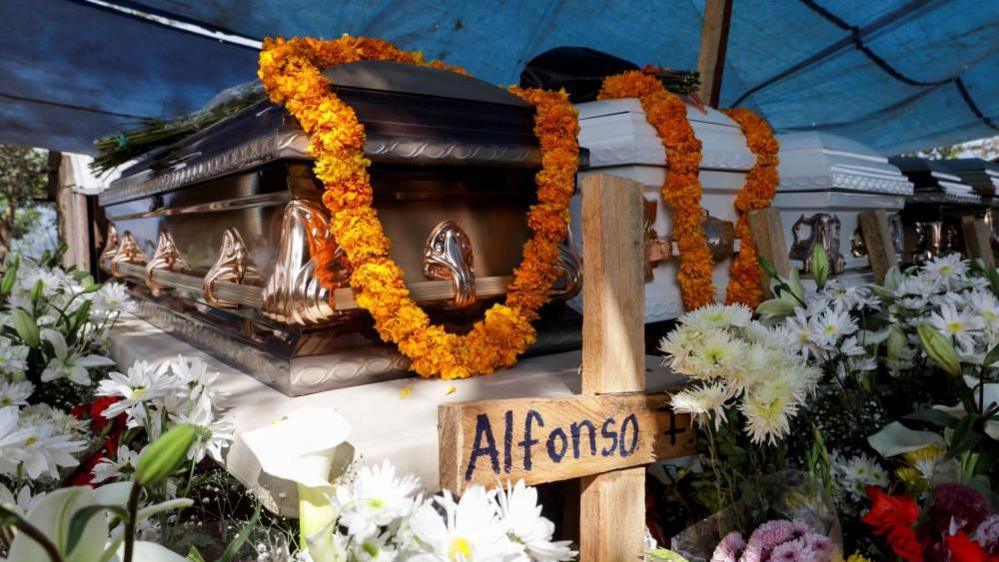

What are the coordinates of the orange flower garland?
(723, 107, 781, 307)
(258, 36, 579, 379)
(597, 71, 716, 310)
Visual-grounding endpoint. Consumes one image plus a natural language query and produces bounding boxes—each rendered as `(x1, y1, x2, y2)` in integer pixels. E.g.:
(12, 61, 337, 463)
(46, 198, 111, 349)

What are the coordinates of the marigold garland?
(597, 71, 780, 310)
(722, 107, 780, 307)
(597, 71, 716, 310)
(258, 35, 579, 380)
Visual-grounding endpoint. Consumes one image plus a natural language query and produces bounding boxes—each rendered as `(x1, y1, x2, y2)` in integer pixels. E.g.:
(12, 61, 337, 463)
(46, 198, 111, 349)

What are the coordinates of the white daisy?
(91, 445, 139, 483)
(407, 487, 513, 562)
(0, 380, 33, 407)
(95, 360, 173, 427)
(832, 453, 889, 499)
(333, 459, 422, 541)
(169, 405, 234, 464)
(352, 532, 398, 562)
(12, 421, 87, 480)
(0, 406, 34, 476)
(0, 343, 29, 374)
(808, 304, 857, 347)
(92, 282, 136, 317)
(927, 302, 983, 353)
(39, 329, 115, 386)
(922, 254, 969, 289)
(494, 480, 575, 562)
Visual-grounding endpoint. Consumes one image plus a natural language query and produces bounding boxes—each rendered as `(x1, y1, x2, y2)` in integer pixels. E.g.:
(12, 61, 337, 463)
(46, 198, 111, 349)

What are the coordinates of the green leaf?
(67, 504, 130, 554)
(788, 268, 805, 302)
(10, 309, 40, 348)
(984, 343, 999, 367)
(947, 414, 984, 460)
(811, 243, 830, 289)
(904, 408, 961, 429)
(918, 324, 962, 377)
(756, 297, 797, 320)
(29, 280, 44, 306)
(0, 257, 19, 297)
(883, 266, 902, 292)
(187, 546, 207, 562)
(135, 424, 197, 486)
(646, 549, 690, 562)
(216, 501, 261, 562)
(868, 284, 895, 302)
(757, 255, 778, 279)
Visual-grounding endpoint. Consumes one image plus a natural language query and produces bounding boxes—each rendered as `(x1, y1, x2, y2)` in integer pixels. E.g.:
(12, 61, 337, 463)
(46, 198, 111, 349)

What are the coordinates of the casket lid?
(103, 61, 547, 207)
(775, 131, 913, 196)
(891, 156, 982, 205)
(575, 98, 754, 172)
(940, 158, 999, 197)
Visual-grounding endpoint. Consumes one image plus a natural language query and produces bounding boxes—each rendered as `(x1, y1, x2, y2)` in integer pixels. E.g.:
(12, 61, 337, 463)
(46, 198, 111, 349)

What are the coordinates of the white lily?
(39, 329, 115, 386)
(243, 407, 353, 562)
(868, 421, 947, 458)
(932, 376, 999, 440)
(3, 482, 191, 562)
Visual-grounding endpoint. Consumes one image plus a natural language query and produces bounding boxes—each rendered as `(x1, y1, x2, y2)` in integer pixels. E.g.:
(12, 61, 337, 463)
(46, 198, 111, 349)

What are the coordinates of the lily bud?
(135, 424, 197, 486)
(917, 325, 961, 377)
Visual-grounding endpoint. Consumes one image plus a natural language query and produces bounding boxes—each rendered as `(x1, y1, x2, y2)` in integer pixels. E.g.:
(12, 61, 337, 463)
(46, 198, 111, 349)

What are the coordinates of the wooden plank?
(580, 174, 645, 395)
(580, 467, 647, 562)
(696, 0, 734, 106)
(962, 216, 995, 267)
(747, 208, 790, 297)
(858, 209, 898, 283)
(438, 393, 696, 493)
(580, 174, 649, 562)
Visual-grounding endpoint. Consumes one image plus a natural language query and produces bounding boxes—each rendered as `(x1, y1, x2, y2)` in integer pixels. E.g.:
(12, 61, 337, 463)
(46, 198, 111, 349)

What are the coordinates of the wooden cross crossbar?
(438, 174, 697, 562)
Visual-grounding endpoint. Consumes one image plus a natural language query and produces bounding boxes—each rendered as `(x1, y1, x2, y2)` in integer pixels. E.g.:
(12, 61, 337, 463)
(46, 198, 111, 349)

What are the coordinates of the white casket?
(569, 99, 753, 323)
(772, 132, 914, 285)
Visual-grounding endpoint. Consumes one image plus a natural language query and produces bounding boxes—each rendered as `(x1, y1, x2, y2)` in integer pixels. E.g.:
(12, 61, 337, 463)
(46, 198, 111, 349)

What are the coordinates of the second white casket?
(568, 98, 753, 323)
(772, 132, 914, 285)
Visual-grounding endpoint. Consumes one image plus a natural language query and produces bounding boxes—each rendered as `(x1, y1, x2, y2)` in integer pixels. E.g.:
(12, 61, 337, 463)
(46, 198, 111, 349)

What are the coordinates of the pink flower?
(710, 531, 746, 562)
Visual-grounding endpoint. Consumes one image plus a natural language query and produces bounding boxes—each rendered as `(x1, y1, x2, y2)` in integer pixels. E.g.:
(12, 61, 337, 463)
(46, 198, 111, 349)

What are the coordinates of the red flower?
(946, 532, 999, 562)
(863, 487, 924, 562)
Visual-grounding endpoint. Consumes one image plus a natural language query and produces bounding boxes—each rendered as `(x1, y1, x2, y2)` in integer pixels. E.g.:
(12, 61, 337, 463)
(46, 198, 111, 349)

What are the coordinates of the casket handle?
(203, 228, 261, 308)
(789, 213, 846, 275)
(144, 232, 190, 296)
(98, 223, 119, 274)
(643, 201, 735, 281)
(423, 221, 476, 309)
(109, 231, 148, 278)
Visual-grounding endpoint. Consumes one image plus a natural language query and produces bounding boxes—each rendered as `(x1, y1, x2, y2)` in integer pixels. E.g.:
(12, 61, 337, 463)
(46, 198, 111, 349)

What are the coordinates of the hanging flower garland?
(722, 107, 781, 307)
(258, 36, 580, 380)
(597, 71, 717, 310)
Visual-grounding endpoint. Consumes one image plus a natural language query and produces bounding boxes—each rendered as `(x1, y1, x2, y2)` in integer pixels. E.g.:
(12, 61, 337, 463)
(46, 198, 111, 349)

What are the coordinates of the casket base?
(131, 297, 583, 397)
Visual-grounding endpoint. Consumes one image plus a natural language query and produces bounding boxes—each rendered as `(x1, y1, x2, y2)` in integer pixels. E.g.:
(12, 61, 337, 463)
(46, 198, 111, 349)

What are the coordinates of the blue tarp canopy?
(1, 0, 997, 155)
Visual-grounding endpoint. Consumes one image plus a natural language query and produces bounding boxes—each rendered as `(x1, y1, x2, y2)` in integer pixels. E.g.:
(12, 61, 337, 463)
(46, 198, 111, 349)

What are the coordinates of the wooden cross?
(438, 174, 697, 561)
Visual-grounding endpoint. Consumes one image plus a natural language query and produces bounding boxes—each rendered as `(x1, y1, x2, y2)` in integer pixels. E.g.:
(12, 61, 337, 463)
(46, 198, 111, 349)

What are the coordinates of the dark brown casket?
(97, 61, 584, 396)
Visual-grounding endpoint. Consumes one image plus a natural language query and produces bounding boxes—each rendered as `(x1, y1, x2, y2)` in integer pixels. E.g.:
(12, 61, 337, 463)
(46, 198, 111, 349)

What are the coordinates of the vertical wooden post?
(962, 216, 995, 267)
(747, 208, 790, 297)
(697, 0, 734, 106)
(579, 174, 647, 562)
(858, 209, 898, 283)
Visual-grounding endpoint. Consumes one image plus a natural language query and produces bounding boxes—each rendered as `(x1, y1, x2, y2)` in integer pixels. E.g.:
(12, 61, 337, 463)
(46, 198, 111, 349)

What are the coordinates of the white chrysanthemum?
(832, 453, 889, 499)
(494, 480, 575, 562)
(784, 309, 814, 357)
(684, 329, 748, 380)
(406, 487, 514, 562)
(740, 375, 798, 445)
(671, 383, 731, 429)
(968, 289, 999, 333)
(170, 355, 223, 407)
(921, 253, 969, 289)
(658, 324, 702, 373)
(333, 459, 422, 541)
(39, 329, 115, 386)
(928, 302, 983, 353)
(0, 343, 29, 374)
(91, 445, 139, 484)
(96, 360, 174, 427)
(0, 380, 33, 407)
(683, 304, 752, 331)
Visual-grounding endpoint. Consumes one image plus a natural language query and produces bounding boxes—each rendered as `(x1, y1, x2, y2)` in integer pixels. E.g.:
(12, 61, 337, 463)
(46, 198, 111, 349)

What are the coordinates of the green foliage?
(0, 145, 49, 250)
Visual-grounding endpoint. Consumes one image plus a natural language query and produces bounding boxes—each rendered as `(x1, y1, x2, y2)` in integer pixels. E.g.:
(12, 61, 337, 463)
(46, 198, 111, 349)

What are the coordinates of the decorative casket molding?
(569, 99, 752, 323)
(772, 132, 914, 280)
(891, 156, 987, 263)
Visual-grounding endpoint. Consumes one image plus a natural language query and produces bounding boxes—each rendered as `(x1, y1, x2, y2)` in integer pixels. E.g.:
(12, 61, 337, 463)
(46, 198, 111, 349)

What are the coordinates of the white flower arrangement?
(660, 304, 820, 445)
